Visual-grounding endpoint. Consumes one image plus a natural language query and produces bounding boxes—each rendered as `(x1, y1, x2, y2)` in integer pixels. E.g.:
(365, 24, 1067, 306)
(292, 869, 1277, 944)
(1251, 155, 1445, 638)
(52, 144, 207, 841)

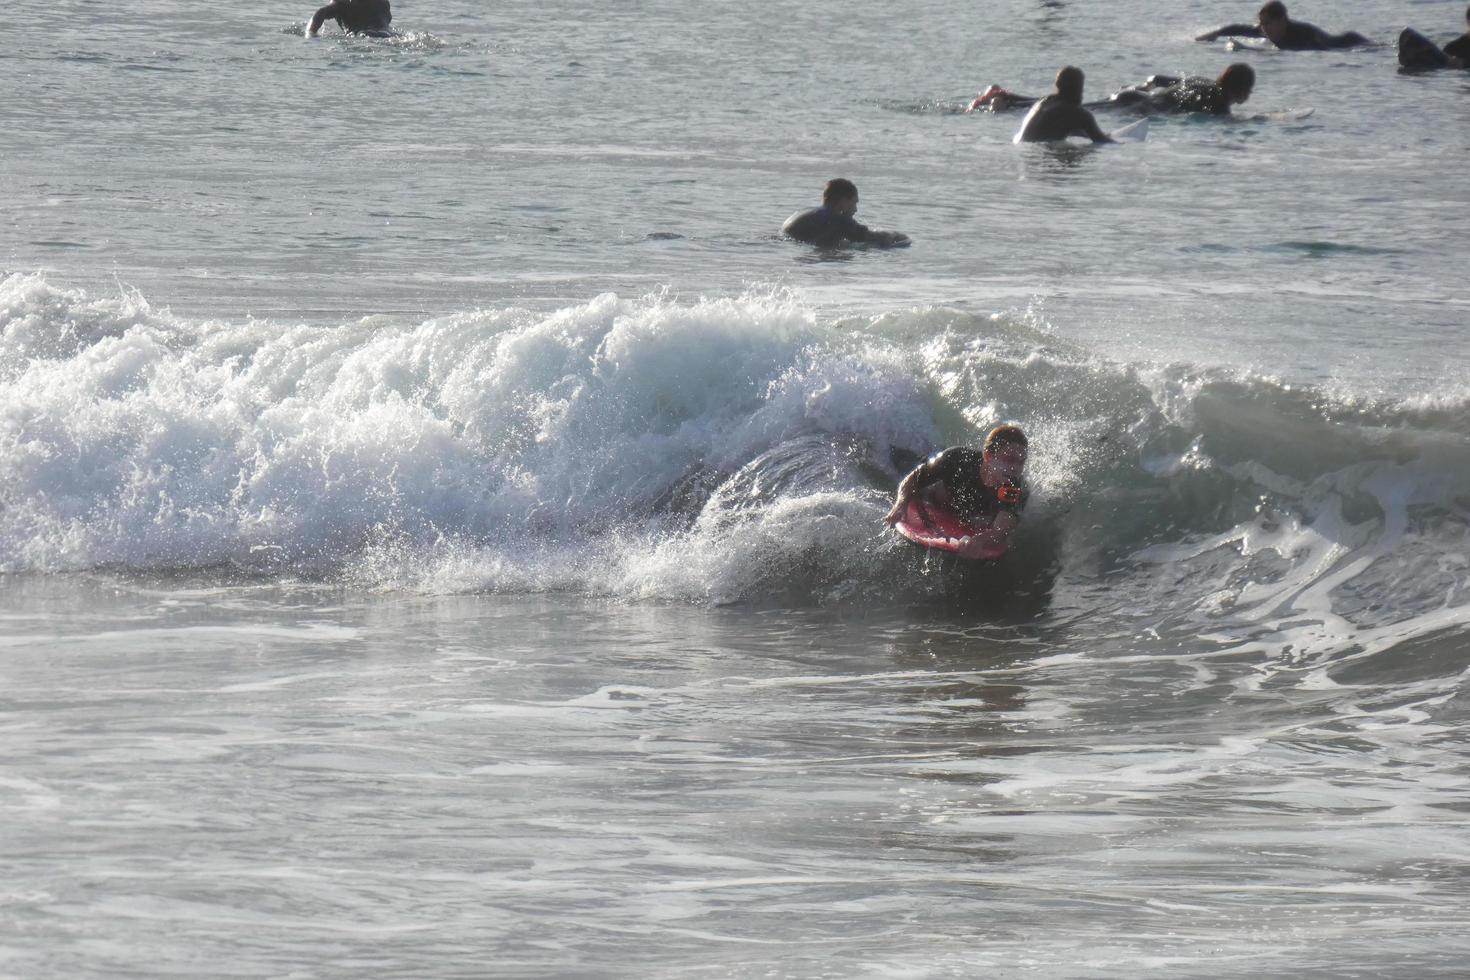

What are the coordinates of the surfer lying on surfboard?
(973, 64, 1255, 117)
(1195, 1, 1369, 51)
(883, 425, 1029, 561)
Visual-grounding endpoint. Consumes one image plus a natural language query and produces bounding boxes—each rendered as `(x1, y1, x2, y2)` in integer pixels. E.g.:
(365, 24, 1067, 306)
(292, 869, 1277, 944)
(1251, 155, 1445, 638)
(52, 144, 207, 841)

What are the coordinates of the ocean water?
(3, 0, 1470, 976)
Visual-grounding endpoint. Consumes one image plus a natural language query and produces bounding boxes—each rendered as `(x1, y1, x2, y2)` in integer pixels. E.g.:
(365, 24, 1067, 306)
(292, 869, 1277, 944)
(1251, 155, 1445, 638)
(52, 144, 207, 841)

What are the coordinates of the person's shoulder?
(933, 446, 982, 466)
(835, 212, 875, 240)
(781, 207, 824, 238)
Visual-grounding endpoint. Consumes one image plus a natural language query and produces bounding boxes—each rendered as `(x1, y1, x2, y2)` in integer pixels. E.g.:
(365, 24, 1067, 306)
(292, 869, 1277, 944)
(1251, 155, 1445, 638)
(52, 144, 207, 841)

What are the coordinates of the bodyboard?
(893, 498, 1007, 561)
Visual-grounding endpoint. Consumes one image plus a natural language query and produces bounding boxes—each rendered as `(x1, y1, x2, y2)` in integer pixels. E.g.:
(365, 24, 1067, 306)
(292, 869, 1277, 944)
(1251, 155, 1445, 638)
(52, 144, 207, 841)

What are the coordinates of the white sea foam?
(4, 274, 1469, 648)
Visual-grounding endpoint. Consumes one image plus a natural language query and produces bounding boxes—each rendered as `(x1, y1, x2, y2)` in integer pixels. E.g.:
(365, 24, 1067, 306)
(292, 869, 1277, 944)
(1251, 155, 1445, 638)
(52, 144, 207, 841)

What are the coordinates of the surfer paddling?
(884, 425, 1030, 561)
(973, 64, 1255, 116)
(781, 178, 910, 248)
(1195, 2, 1369, 51)
(307, 0, 393, 37)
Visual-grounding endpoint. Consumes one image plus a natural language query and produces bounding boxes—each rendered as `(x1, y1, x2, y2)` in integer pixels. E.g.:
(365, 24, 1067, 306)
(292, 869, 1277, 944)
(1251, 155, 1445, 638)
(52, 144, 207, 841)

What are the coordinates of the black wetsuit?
(992, 77, 1232, 116)
(910, 448, 1028, 527)
(1398, 28, 1469, 68)
(781, 207, 881, 247)
(1111, 77, 1233, 114)
(319, 0, 392, 36)
(1205, 20, 1367, 50)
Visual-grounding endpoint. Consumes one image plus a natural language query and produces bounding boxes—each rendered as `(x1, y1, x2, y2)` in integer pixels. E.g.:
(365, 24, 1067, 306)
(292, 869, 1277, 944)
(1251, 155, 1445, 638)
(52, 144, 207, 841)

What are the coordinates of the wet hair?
(1217, 62, 1256, 99)
(1054, 65, 1085, 104)
(984, 424, 1028, 454)
(1258, 1, 1287, 22)
(822, 178, 858, 207)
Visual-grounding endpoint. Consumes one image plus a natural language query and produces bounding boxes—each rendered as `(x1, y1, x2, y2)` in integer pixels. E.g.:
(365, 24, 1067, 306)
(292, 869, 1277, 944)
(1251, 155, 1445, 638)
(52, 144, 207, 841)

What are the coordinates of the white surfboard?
(1110, 117, 1150, 142)
(1012, 113, 1149, 144)
(1253, 107, 1316, 122)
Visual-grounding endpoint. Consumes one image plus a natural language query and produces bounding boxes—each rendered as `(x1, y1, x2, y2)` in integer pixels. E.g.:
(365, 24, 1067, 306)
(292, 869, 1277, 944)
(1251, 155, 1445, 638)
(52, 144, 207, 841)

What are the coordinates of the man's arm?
(1443, 34, 1470, 61)
(882, 453, 947, 525)
(842, 216, 909, 247)
(969, 88, 1040, 112)
(1196, 23, 1262, 42)
(307, 2, 343, 36)
(1075, 108, 1114, 143)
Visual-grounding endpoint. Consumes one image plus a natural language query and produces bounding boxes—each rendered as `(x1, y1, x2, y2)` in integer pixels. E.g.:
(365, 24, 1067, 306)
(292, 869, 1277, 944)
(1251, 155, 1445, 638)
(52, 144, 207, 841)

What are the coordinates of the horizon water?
(4, 1, 1470, 977)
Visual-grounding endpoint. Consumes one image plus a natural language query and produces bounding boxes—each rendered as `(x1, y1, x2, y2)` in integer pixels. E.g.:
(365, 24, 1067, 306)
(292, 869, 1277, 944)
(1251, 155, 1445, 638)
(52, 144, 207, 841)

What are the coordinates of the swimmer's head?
(1218, 63, 1255, 104)
(1257, 2, 1290, 42)
(822, 177, 859, 216)
(983, 424, 1028, 463)
(1054, 65, 1085, 104)
(982, 424, 1028, 484)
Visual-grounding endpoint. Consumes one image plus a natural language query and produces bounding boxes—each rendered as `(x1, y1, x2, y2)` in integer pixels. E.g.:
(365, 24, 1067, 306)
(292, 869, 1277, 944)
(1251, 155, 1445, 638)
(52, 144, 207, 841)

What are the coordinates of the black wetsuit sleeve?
(308, 2, 344, 33)
(908, 448, 978, 492)
(908, 449, 952, 491)
(1443, 34, 1470, 60)
(837, 214, 878, 244)
(1198, 23, 1262, 41)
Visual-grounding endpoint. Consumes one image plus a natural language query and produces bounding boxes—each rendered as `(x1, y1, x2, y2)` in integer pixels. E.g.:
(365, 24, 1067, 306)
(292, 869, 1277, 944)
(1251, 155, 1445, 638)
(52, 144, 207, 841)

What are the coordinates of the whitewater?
(4, 0, 1470, 977)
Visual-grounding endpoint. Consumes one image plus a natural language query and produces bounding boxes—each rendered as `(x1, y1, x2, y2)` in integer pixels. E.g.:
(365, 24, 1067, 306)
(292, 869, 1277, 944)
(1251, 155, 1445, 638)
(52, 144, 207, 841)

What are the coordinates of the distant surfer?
(307, 0, 393, 38)
(781, 179, 910, 248)
(1398, 6, 1470, 69)
(884, 425, 1030, 560)
(1011, 67, 1113, 143)
(1195, 2, 1369, 51)
(973, 64, 1255, 116)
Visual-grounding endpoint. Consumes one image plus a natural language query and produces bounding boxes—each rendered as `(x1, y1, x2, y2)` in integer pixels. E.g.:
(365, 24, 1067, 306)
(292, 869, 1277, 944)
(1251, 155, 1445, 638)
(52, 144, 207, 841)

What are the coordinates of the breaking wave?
(3, 272, 1467, 654)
